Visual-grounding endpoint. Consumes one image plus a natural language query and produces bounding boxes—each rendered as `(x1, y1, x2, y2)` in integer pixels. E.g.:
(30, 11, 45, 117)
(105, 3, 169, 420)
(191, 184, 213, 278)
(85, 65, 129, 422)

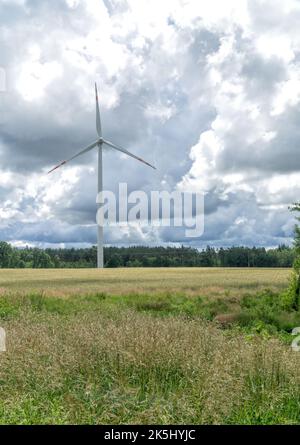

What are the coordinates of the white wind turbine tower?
(48, 83, 156, 269)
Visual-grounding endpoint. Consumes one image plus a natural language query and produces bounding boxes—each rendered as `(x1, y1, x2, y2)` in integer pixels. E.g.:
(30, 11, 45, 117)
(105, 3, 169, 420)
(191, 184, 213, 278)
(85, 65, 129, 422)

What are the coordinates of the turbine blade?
(95, 83, 102, 137)
(48, 141, 98, 174)
(48, 160, 67, 174)
(103, 139, 156, 170)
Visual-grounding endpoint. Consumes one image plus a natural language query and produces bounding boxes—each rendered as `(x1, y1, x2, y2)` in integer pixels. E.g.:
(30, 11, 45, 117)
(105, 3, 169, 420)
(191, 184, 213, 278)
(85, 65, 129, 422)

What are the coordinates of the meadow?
(0, 267, 300, 425)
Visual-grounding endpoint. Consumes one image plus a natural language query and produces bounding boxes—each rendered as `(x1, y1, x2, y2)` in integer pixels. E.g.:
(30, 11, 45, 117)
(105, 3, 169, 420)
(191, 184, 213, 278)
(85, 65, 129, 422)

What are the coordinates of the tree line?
(0, 241, 296, 268)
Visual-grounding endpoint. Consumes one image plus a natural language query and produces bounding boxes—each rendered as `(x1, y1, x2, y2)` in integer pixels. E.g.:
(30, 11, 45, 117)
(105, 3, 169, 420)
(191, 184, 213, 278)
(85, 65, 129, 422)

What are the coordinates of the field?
(0, 267, 291, 295)
(1, 267, 300, 425)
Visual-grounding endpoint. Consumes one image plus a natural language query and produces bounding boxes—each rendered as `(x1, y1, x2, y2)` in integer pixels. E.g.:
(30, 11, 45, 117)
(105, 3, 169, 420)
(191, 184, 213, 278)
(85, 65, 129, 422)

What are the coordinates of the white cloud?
(0, 0, 299, 248)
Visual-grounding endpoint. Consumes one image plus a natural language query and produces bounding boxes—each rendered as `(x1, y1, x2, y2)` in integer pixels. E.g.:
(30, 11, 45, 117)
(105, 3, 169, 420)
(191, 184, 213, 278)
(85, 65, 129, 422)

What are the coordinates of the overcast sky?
(0, 0, 300, 249)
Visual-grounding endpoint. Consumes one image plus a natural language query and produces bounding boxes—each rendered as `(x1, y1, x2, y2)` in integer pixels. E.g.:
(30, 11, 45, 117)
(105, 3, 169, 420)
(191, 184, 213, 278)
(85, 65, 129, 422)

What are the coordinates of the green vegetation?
(0, 242, 296, 268)
(288, 203, 300, 310)
(0, 288, 300, 425)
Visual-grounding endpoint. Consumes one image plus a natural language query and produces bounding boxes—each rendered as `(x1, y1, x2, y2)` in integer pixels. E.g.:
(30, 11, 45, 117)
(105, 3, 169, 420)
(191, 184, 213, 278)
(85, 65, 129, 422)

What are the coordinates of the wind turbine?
(48, 83, 156, 269)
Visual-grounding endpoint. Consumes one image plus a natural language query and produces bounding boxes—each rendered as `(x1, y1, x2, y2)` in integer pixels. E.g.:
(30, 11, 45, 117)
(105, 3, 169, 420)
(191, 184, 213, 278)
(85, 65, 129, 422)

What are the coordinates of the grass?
(0, 268, 299, 425)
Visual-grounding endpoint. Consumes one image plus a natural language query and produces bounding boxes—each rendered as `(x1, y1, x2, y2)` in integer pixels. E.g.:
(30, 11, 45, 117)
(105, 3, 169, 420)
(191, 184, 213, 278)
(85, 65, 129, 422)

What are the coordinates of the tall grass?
(0, 292, 299, 424)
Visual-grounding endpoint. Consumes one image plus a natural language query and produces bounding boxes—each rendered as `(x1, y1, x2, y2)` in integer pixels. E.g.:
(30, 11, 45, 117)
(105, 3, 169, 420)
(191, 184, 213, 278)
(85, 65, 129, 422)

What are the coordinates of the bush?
(287, 203, 300, 310)
(239, 288, 300, 333)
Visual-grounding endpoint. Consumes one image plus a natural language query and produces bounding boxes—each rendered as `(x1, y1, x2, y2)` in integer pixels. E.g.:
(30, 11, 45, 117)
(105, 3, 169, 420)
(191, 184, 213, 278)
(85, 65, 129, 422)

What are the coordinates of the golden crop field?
(0, 267, 291, 296)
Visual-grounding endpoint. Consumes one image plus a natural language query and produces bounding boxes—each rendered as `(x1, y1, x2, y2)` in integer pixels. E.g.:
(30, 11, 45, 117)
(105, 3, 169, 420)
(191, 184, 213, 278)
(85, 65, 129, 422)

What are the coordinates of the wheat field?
(0, 267, 290, 296)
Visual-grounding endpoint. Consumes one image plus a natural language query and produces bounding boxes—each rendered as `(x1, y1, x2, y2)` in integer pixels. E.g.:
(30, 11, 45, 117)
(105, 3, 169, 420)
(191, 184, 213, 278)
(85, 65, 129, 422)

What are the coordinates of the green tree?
(106, 254, 122, 268)
(0, 242, 13, 268)
(291, 203, 300, 309)
(127, 259, 143, 267)
(32, 249, 54, 268)
(282, 203, 300, 310)
(292, 203, 300, 253)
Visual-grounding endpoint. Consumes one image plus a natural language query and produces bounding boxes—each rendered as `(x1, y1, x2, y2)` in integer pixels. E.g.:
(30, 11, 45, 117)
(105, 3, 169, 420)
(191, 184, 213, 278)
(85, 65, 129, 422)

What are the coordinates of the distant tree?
(0, 241, 296, 269)
(127, 259, 143, 267)
(0, 242, 13, 268)
(18, 260, 26, 268)
(53, 255, 61, 268)
(9, 250, 21, 268)
(32, 249, 54, 268)
(106, 254, 122, 268)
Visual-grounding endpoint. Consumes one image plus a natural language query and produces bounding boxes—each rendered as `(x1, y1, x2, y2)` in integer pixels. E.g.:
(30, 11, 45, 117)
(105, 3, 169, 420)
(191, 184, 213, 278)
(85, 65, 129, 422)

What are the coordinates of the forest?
(0, 241, 296, 268)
